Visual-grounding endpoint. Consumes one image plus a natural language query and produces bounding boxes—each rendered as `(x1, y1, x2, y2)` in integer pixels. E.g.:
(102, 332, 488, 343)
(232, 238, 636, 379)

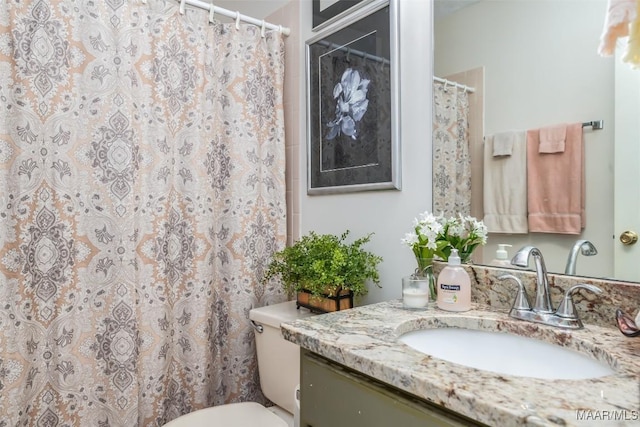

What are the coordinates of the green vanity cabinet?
(300, 350, 486, 427)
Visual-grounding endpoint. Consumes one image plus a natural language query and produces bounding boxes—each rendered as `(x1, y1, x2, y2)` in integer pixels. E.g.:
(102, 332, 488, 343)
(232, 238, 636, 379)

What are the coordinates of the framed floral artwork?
(306, 0, 400, 195)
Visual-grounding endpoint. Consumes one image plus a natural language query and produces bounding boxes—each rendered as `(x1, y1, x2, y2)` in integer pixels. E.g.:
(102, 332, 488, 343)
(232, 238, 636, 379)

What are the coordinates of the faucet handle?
(555, 284, 602, 319)
(498, 274, 531, 311)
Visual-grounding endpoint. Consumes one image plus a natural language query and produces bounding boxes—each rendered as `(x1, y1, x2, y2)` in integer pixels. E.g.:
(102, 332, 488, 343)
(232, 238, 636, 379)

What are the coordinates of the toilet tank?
(249, 301, 314, 414)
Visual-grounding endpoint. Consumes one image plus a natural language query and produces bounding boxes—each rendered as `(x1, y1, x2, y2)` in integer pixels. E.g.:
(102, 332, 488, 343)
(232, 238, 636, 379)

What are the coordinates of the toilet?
(163, 300, 314, 427)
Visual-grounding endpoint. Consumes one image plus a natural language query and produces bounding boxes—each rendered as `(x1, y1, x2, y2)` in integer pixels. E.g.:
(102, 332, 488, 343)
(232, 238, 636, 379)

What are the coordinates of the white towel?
(492, 131, 516, 156)
(598, 0, 637, 56)
(483, 131, 528, 234)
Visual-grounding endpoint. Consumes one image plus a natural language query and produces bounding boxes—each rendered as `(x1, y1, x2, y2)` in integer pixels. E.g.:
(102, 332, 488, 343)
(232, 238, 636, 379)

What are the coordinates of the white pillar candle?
(403, 287, 429, 308)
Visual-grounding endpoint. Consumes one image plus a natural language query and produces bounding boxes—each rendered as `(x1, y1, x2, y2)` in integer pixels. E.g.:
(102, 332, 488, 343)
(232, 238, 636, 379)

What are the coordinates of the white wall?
(298, 0, 433, 304)
(435, 0, 615, 278)
(208, 0, 616, 292)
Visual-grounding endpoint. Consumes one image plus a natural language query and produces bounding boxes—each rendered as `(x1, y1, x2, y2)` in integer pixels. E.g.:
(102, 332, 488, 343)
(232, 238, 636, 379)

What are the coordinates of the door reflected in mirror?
(433, 0, 639, 282)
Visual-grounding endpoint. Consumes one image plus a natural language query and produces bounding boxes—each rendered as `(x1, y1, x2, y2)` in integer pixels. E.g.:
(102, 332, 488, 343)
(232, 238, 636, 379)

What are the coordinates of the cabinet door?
(300, 350, 484, 427)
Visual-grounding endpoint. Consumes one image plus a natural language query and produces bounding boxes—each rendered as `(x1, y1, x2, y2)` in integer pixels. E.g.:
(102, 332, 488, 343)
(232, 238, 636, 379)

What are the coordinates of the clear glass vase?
(414, 257, 436, 301)
(459, 251, 473, 264)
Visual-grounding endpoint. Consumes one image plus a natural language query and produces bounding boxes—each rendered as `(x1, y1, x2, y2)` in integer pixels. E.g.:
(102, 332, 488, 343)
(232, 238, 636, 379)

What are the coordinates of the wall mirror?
(433, 0, 640, 283)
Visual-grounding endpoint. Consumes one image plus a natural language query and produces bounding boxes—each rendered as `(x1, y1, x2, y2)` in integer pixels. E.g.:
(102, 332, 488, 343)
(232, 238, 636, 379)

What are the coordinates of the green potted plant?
(264, 230, 383, 312)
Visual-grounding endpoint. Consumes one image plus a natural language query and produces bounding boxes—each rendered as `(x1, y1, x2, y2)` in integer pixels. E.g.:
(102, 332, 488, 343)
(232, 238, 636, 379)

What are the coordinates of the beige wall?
(211, 0, 613, 288)
(216, 0, 303, 246)
(440, 67, 485, 262)
(217, 0, 435, 304)
(215, 0, 290, 21)
(297, 0, 434, 304)
(435, 0, 615, 277)
(266, 1, 302, 245)
(230, 0, 615, 296)
(230, 0, 436, 304)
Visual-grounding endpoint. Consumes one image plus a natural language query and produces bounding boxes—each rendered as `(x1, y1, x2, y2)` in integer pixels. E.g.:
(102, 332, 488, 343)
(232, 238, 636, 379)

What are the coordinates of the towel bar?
(582, 120, 603, 130)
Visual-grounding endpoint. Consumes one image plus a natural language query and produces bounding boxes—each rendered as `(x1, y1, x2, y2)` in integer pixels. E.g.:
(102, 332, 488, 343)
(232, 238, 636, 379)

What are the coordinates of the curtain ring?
(235, 11, 241, 30)
(278, 25, 283, 34)
(141, 0, 147, 4)
(179, 0, 186, 14)
(209, 5, 215, 23)
(261, 20, 266, 38)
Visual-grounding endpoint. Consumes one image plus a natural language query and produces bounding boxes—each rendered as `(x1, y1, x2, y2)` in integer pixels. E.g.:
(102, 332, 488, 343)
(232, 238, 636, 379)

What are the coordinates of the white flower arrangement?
(402, 212, 487, 262)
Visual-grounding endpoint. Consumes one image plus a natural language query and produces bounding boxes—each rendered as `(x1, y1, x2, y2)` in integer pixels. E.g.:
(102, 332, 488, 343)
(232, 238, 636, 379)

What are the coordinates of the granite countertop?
(281, 301, 640, 427)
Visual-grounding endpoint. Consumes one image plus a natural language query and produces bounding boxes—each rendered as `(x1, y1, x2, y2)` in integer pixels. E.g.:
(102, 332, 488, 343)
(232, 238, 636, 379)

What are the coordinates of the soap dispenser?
(436, 249, 471, 312)
(491, 244, 512, 267)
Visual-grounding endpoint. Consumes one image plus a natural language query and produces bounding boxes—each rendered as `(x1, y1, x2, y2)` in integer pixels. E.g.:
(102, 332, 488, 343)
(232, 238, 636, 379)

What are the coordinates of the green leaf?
(263, 230, 382, 298)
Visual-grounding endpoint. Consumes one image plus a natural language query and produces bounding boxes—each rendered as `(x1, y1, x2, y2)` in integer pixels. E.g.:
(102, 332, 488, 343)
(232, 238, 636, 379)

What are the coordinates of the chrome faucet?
(498, 246, 602, 329)
(564, 240, 597, 275)
(510, 246, 553, 313)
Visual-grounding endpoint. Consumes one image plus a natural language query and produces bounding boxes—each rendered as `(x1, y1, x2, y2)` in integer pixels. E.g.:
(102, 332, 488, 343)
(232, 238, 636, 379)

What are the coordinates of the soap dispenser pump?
(491, 244, 512, 267)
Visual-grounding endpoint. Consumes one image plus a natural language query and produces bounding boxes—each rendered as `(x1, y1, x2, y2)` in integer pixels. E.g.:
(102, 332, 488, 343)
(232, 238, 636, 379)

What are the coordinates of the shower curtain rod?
(316, 39, 390, 65)
(433, 76, 475, 93)
(171, 0, 291, 36)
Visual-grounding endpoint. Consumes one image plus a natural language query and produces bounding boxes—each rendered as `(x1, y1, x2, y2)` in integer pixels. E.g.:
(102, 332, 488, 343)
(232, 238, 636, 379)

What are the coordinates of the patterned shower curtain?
(0, 1, 287, 425)
(432, 82, 471, 217)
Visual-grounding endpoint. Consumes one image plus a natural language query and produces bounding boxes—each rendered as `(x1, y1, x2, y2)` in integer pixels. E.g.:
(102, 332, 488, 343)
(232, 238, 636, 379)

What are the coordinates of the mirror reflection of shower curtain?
(432, 83, 471, 217)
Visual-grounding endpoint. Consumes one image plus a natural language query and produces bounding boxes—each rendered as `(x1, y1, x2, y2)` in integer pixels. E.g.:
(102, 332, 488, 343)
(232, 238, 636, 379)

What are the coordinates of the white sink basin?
(399, 328, 615, 380)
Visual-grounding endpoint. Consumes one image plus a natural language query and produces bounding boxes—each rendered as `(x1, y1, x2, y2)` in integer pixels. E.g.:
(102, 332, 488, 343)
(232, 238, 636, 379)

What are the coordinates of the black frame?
(306, 0, 400, 194)
(312, 0, 371, 31)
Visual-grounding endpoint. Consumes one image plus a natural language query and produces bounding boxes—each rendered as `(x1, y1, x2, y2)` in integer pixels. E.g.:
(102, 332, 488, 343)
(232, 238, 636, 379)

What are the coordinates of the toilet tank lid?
(249, 300, 315, 328)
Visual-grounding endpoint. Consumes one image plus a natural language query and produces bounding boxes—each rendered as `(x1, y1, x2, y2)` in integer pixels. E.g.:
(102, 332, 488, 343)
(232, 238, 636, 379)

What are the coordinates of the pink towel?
(527, 123, 585, 234)
(539, 123, 566, 153)
(599, 0, 637, 56)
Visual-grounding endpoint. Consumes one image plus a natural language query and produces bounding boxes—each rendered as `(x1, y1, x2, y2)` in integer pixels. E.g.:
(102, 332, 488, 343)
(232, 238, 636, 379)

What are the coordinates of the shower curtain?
(0, 1, 287, 425)
(432, 82, 471, 217)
